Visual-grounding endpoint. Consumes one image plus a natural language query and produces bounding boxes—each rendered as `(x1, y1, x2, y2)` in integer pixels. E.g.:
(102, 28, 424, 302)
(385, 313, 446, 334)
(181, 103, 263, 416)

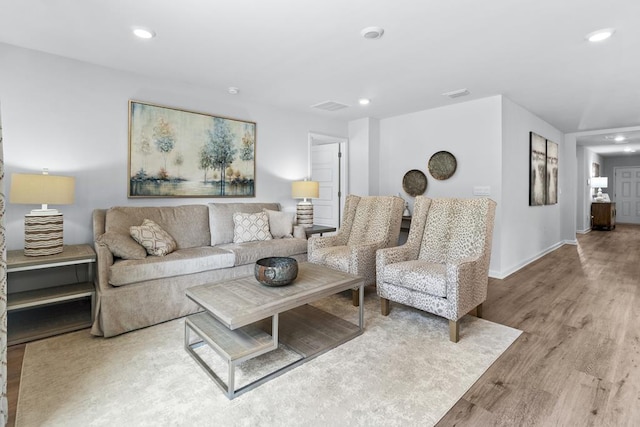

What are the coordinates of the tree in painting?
(153, 117, 176, 173)
(198, 144, 215, 183)
(134, 132, 152, 180)
(239, 127, 254, 176)
(208, 118, 237, 195)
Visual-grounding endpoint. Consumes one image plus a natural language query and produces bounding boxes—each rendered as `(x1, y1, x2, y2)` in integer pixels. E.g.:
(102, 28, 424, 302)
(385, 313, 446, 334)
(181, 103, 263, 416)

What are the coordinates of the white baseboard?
(576, 228, 591, 234)
(490, 241, 565, 280)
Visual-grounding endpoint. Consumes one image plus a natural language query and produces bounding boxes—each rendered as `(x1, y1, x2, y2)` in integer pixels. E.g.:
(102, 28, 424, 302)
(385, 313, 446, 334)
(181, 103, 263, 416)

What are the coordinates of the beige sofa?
(92, 202, 307, 337)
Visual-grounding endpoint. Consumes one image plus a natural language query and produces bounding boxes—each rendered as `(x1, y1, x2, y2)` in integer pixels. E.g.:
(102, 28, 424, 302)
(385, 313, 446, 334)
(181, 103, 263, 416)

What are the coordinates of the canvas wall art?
(529, 132, 546, 206)
(546, 140, 558, 205)
(128, 100, 256, 198)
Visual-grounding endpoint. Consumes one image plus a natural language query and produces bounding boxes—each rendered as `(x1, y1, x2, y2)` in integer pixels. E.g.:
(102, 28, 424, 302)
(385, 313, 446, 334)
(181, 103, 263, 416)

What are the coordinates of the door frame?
(308, 132, 348, 226)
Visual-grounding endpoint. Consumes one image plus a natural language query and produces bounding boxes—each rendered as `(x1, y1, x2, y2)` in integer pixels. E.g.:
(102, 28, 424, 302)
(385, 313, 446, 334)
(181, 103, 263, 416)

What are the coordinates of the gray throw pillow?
(96, 231, 147, 260)
(263, 209, 294, 238)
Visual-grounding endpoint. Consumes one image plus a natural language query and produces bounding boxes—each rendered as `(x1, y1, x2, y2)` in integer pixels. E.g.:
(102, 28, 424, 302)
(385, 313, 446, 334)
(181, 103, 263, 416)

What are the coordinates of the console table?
(7, 244, 96, 345)
(591, 202, 616, 230)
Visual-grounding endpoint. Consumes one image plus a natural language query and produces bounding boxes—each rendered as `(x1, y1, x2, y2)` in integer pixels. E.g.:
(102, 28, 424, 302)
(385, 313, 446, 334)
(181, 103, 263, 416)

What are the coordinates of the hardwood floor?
(6, 225, 640, 426)
(438, 224, 640, 426)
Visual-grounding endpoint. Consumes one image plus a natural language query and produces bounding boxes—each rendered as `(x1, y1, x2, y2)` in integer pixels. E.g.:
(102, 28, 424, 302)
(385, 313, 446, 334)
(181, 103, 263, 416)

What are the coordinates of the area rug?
(16, 290, 521, 426)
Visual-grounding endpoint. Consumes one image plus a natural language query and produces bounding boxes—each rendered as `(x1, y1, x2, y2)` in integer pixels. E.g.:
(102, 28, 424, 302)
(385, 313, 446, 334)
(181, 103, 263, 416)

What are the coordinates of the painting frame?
(529, 132, 546, 206)
(128, 100, 256, 198)
(545, 139, 558, 205)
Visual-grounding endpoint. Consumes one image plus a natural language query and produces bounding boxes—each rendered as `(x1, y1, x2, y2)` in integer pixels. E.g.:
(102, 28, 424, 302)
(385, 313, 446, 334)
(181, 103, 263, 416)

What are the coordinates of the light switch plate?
(473, 186, 491, 196)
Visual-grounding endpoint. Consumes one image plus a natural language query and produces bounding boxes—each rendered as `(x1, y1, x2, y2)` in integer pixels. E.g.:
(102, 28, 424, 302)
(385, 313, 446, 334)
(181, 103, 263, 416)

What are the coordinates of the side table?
(7, 244, 96, 345)
(304, 224, 337, 238)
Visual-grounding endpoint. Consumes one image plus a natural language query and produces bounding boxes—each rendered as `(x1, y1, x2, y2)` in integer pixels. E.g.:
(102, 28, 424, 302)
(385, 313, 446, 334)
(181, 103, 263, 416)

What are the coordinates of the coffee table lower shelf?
(185, 303, 362, 399)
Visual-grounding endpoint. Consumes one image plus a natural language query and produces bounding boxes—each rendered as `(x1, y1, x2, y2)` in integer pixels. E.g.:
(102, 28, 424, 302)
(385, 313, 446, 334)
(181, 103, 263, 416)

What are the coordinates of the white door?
(311, 143, 341, 228)
(614, 166, 640, 224)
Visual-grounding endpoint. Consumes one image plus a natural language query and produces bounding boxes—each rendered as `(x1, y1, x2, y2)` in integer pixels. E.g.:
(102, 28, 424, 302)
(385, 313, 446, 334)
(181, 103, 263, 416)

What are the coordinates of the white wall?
(0, 43, 347, 250)
(347, 117, 381, 196)
(379, 96, 503, 275)
(576, 146, 603, 232)
(501, 97, 565, 276)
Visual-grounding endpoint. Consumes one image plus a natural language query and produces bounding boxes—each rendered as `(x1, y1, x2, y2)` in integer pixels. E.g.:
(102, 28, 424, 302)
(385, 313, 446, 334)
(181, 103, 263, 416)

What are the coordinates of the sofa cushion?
(382, 260, 447, 298)
(96, 231, 147, 260)
(233, 212, 273, 243)
(109, 247, 235, 286)
(264, 209, 294, 238)
(218, 238, 307, 266)
(130, 219, 177, 256)
(208, 202, 280, 245)
(105, 205, 210, 249)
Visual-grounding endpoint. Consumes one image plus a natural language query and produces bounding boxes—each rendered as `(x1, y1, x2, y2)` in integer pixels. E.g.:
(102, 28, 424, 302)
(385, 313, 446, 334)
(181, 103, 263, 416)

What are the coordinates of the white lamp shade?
(591, 177, 608, 189)
(292, 180, 319, 199)
(10, 173, 75, 205)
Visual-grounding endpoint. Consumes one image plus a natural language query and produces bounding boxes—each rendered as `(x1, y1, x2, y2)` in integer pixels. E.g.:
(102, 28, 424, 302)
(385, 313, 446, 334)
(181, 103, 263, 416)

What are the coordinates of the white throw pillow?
(263, 209, 294, 238)
(130, 219, 177, 256)
(233, 212, 273, 243)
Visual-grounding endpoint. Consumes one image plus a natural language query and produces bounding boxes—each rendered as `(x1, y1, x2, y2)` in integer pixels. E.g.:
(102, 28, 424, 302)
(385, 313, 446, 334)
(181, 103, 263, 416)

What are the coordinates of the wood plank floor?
(6, 225, 640, 426)
(438, 224, 640, 426)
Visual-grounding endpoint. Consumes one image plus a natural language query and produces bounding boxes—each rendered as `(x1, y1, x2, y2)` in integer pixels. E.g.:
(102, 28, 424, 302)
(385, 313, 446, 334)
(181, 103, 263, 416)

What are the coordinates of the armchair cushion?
(308, 246, 350, 272)
(382, 260, 447, 298)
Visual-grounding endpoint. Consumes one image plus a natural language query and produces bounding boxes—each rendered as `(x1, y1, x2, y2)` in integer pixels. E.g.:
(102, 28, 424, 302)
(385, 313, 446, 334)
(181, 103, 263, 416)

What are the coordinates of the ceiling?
(1, 1, 639, 148)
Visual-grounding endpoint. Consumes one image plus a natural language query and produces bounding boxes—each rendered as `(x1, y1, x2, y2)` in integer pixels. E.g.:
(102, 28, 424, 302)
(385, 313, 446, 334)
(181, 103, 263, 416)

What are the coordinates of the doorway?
(308, 133, 348, 228)
(614, 166, 640, 224)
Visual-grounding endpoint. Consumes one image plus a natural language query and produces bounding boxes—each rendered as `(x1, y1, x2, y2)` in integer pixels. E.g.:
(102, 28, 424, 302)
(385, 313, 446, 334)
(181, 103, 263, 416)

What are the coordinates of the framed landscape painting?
(545, 140, 558, 205)
(529, 132, 546, 206)
(128, 100, 256, 198)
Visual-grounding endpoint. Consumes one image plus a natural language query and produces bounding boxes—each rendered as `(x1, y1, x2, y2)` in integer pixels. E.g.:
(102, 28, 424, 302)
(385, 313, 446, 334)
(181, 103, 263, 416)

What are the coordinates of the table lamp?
(10, 170, 75, 256)
(292, 180, 319, 227)
(591, 177, 608, 201)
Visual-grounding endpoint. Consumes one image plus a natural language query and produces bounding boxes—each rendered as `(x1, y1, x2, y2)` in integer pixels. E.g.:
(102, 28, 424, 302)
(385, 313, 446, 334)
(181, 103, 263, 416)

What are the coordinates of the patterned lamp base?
(24, 214, 64, 256)
(296, 201, 314, 228)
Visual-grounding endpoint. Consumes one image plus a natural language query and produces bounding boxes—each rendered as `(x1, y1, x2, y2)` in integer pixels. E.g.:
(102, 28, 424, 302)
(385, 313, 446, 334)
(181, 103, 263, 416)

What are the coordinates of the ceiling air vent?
(311, 101, 350, 111)
(442, 88, 470, 99)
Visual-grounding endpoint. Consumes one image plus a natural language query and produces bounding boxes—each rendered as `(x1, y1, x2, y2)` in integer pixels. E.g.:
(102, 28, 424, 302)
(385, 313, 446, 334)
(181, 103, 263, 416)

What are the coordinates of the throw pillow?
(130, 219, 177, 256)
(263, 209, 294, 238)
(96, 231, 147, 260)
(233, 212, 273, 243)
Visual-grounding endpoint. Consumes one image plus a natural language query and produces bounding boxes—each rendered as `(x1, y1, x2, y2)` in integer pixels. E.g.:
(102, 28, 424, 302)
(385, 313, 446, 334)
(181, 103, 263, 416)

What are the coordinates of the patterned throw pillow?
(130, 219, 177, 256)
(233, 212, 273, 243)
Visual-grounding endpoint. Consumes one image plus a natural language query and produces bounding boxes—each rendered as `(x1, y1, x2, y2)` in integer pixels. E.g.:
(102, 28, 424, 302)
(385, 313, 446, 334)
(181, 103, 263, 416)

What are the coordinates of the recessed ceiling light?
(586, 28, 615, 42)
(228, 87, 239, 95)
(624, 147, 636, 153)
(361, 27, 384, 40)
(132, 27, 156, 39)
(614, 135, 626, 142)
(358, 98, 371, 105)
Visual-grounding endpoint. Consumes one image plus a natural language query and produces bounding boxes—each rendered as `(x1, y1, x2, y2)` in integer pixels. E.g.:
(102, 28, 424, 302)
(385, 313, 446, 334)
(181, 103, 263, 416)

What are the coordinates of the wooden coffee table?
(184, 262, 364, 399)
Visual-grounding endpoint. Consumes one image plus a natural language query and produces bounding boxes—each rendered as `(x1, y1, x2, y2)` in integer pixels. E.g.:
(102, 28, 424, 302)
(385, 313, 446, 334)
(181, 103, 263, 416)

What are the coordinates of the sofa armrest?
(293, 225, 307, 239)
(94, 240, 114, 292)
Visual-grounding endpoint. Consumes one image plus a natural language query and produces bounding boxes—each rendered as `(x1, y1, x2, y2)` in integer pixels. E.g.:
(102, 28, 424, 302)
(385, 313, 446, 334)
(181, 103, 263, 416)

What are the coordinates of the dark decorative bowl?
(254, 257, 298, 287)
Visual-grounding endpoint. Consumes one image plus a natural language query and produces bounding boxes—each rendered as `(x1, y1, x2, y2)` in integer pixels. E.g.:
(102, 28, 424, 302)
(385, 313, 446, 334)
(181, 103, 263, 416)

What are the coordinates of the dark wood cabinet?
(591, 202, 616, 230)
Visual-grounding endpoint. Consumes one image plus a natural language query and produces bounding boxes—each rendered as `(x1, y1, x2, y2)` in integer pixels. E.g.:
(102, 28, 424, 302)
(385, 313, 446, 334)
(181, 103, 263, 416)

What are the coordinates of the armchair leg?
(476, 303, 483, 319)
(449, 320, 459, 343)
(352, 289, 359, 307)
(381, 298, 390, 316)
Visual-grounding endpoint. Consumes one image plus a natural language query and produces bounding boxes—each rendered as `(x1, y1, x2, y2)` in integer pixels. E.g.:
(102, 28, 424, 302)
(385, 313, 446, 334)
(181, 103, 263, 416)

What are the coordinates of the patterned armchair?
(376, 196, 496, 342)
(308, 194, 404, 305)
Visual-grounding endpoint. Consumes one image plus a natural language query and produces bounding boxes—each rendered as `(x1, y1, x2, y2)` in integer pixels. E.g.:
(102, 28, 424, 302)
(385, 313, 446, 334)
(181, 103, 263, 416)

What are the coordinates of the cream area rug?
(17, 290, 521, 427)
